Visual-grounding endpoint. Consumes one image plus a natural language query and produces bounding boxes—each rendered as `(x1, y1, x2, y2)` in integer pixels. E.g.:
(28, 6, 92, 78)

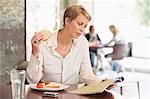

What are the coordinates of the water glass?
(11, 69, 25, 99)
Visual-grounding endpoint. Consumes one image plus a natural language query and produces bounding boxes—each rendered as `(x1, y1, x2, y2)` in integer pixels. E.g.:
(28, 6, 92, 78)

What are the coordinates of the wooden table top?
(0, 84, 124, 99)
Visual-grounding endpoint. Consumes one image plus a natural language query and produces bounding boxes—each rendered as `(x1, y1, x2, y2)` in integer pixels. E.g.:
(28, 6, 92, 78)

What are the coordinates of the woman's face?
(110, 27, 116, 33)
(65, 14, 89, 38)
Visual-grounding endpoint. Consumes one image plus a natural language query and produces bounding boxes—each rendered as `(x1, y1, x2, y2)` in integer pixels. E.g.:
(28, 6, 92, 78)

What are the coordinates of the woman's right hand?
(31, 32, 45, 58)
(31, 30, 52, 58)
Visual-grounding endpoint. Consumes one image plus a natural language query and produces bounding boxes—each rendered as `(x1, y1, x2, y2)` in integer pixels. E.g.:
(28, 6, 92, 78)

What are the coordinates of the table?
(0, 84, 124, 99)
(118, 57, 150, 73)
(91, 45, 113, 70)
(117, 72, 150, 99)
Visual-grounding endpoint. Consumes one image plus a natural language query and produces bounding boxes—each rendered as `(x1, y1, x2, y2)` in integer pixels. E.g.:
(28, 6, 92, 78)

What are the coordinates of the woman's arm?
(26, 31, 50, 83)
(26, 53, 43, 83)
(105, 39, 114, 46)
(80, 37, 102, 85)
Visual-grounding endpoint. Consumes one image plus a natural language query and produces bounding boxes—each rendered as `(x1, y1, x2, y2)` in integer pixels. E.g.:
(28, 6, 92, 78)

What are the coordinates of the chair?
(111, 42, 133, 60)
(110, 42, 134, 72)
(16, 61, 29, 84)
(111, 44, 126, 60)
(17, 61, 29, 70)
(127, 42, 133, 57)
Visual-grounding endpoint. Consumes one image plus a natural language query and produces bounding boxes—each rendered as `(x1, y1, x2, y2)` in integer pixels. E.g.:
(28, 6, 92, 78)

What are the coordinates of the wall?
(59, 0, 78, 27)
(0, 0, 25, 84)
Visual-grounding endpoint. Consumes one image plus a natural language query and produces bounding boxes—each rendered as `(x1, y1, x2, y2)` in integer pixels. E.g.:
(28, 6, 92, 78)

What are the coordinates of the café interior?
(0, 0, 150, 99)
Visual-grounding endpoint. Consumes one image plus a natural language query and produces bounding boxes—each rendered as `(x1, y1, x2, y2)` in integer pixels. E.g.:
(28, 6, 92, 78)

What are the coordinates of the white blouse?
(26, 32, 102, 84)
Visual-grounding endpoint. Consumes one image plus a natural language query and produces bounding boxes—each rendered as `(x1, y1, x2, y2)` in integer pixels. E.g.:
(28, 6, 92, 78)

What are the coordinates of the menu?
(68, 79, 114, 95)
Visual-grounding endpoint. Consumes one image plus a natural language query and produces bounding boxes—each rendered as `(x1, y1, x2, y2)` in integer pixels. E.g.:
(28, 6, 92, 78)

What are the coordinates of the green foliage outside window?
(136, 0, 150, 26)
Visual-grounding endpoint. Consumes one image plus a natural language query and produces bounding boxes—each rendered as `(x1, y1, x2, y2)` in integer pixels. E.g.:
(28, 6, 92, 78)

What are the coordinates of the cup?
(11, 69, 26, 99)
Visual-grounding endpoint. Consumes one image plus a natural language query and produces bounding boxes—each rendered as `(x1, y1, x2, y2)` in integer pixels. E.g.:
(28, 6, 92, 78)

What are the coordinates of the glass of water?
(11, 69, 25, 99)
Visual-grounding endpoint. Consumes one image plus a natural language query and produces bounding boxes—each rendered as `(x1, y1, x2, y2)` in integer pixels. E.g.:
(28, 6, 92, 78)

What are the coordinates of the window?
(26, 0, 60, 60)
(78, 0, 150, 58)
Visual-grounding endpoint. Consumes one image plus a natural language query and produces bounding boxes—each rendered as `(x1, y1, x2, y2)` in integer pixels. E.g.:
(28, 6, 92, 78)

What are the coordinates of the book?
(68, 79, 114, 95)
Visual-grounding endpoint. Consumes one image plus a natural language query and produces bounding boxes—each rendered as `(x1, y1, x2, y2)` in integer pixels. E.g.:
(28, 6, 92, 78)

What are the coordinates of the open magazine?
(68, 79, 114, 95)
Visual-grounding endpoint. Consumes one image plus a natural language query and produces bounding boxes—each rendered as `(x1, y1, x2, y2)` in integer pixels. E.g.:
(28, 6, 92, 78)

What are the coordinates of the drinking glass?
(11, 69, 25, 99)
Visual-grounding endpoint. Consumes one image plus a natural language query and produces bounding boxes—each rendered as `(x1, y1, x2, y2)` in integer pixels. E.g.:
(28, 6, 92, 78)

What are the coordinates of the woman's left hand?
(106, 83, 116, 90)
(101, 79, 116, 90)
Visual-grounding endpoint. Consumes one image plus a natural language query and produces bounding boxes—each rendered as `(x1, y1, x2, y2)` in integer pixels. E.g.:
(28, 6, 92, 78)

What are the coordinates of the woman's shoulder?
(78, 35, 88, 41)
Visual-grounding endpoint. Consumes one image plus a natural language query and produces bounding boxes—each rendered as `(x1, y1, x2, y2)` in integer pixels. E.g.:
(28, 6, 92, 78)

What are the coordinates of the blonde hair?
(63, 4, 91, 26)
(109, 25, 118, 36)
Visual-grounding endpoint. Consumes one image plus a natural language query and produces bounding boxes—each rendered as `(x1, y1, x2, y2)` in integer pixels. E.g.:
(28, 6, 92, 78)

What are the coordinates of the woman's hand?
(31, 30, 52, 58)
(89, 40, 100, 47)
(106, 83, 116, 90)
(101, 79, 116, 90)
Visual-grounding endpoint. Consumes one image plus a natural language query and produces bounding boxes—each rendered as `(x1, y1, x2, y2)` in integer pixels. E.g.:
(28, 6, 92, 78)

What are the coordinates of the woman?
(106, 25, 126, 45)
(105, 25, 129, 58)
(26, 4, 105, 85)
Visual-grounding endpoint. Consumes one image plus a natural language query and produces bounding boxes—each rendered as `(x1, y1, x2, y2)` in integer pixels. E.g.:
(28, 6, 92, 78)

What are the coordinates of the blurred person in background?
(85, 25, 101, 67)
(104, 25, 129, 58)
